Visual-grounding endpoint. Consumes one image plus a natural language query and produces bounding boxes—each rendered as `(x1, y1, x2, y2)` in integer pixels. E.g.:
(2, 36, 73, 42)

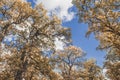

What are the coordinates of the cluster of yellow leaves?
(0, 46, 60, 80)
(80, 59, 103, 80)
(105, 61, 120, 80)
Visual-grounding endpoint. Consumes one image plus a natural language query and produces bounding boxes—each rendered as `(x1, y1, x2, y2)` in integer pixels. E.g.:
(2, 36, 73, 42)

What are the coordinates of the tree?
(73, 0, 120, 79)
(52, 46, 85, 80)
(51, 46, 103, 80)
(0, 0, 71, 80)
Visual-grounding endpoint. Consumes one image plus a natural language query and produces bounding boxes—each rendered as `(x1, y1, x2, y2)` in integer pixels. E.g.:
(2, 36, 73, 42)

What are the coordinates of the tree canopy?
(0, 0, 119, 80)
(73, 0, 120, 79)
(0, 0, 71, 79)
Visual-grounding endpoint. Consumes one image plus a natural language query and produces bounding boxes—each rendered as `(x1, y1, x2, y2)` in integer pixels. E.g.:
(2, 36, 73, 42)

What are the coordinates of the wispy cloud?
(35, 0, 75, 22)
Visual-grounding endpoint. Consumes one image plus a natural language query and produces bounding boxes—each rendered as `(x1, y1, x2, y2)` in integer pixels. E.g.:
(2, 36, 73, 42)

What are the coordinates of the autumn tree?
(73, 0, 120, 79)
(0, 0, 71, 80)
(51, 46, 103, 80)
(51, 46, 85, 80)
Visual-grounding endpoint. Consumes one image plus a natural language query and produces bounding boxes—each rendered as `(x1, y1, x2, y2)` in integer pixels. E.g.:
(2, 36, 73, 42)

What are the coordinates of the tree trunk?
(15, 51, 28, 80)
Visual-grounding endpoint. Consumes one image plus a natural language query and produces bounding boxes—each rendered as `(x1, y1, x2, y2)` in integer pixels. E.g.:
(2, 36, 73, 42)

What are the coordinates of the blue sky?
(27, 0, 106, 66)
(63, 17, 106, 66)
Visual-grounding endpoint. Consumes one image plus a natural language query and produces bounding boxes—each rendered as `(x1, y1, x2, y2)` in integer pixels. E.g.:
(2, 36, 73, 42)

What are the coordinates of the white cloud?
(35, 0, 75, 22)
(54, 38, 64, 50)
